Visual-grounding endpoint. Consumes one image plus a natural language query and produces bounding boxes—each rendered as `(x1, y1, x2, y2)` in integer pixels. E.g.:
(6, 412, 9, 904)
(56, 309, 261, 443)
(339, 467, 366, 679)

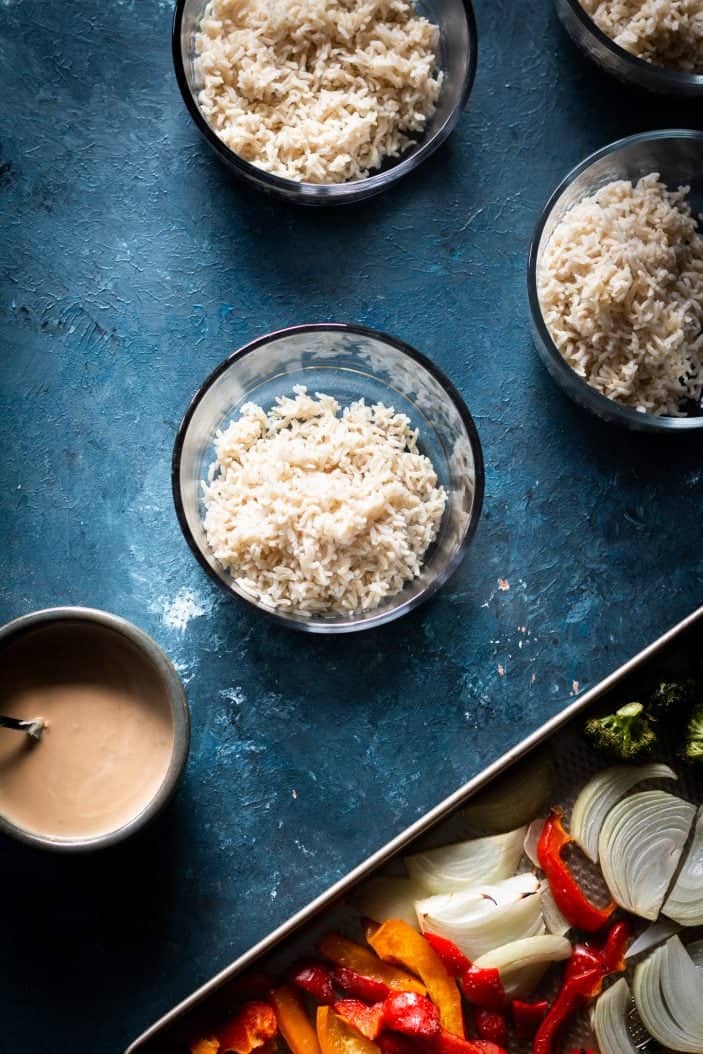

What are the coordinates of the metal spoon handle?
(0, 715, 45, 740)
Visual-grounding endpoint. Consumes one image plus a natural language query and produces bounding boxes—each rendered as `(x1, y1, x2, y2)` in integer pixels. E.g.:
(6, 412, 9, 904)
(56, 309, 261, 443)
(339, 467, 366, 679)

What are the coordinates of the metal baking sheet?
(126, 604, 703, 1054)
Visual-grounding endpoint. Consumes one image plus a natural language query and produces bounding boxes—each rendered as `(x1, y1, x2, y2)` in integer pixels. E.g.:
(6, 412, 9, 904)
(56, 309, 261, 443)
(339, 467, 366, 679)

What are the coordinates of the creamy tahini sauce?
(0, 623, 174, 839)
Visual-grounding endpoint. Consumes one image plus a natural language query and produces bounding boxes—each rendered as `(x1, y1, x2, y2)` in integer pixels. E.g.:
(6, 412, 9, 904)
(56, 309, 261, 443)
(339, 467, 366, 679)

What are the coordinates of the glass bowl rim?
(171, 0, 478, 202)
(171, 322, 486, 633)
(527, 128, 703, 432)
(558, 0, 703, 89)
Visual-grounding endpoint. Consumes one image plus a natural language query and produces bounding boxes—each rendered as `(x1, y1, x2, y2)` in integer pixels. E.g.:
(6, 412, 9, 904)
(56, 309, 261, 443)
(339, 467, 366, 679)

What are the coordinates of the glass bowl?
(172, 324, 484, 633)
(527, 129, 703, 433)
(554, 0, 703, 95)
(171, 0, 477, 205)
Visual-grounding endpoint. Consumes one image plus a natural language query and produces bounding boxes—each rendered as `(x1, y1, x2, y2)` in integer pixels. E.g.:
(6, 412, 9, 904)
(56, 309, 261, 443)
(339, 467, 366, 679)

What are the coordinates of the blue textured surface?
(1, 1, 703, 1050)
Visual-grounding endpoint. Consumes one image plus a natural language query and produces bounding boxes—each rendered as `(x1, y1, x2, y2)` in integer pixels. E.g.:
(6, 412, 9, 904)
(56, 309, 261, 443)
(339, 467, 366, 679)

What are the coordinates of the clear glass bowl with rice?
(172, 324, 484, 632)
(527, 129, 703, 433)
(554, 0, 703, 95)
(171, 0, 477, 203)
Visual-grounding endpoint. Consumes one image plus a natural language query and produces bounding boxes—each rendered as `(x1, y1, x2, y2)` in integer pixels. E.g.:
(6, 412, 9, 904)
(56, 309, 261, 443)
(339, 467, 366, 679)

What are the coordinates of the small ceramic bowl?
(173, 323, 484, 633)
(172, 0, 477, 204)
(527, 129, 703, 433)
(554, 0, 703, 96)
(0, 607, 190, 852)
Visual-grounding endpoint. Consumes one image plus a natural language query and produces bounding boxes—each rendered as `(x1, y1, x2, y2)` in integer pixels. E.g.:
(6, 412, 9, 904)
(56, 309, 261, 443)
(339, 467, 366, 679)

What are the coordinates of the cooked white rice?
(537, 173, 703, 416)
(202, 388, 447, 615)
(580, 0, 703, 72)
(194, 0, 443, 184)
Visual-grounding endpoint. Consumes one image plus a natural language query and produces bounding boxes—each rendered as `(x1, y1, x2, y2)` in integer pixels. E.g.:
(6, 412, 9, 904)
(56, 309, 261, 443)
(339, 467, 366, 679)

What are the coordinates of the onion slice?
(416, 873, 543, 961)
(539, 881, 571, 936)
(592, 979, 640, 1054)
(405, 826, 527, 894)
(356, 877, 426, 929)
(598, 790, 695, 920)
(571, 764, 676, 863)
(625, 917, 679, 960)
(664, 805, 703, 926)
(523, 818, 545, 869)
(633, 936, 703, 1052)
(474, 935, 571, 999)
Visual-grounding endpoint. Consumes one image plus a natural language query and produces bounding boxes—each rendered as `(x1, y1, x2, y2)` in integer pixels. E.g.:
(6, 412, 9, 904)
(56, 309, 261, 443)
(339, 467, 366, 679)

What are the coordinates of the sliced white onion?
(571, 764, 677, 863)
(523, 817, 545, 869)
(457, 752, 553, 835)
(591, 979, 640, 1054)
(688, 941, 703, 972)
(633, 936, 703, 1052)
(474, 935, 571, 999)
(356, 877, 425, 930)
(625, 917, 680, 960)
(598, 790, 695, 920)
(405, 826, 527, 894)
(539, 881, 571, 936)
(416, 873, 542, 961)
(664, 805, 703, 926)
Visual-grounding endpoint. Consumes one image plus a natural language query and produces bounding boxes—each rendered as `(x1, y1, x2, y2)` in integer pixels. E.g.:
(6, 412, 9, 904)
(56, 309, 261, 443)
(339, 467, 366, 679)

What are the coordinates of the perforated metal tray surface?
(126, 606, 703, 1054)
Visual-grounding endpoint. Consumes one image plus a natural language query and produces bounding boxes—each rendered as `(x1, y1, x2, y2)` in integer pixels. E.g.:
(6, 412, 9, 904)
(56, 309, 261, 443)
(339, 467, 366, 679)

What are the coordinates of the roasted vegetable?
(684, 705, 703, 763)
(537, 810, 615, 932)
(219, 1003, 278, 1054)
(584, 702, 656, 761)
(647, 677, 697, 717)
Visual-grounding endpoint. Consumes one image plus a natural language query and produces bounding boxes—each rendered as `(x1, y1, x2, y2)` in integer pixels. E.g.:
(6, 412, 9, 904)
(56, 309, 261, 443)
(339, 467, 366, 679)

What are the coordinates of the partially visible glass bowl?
(527, 130, 703, 433)
(554, 0, 703, 95)
(172, 324, 484, 633)
(172, 0, 477, 205)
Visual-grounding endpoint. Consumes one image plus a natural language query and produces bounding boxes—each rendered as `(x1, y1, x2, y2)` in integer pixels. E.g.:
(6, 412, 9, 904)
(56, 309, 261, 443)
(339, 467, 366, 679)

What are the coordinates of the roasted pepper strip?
(511, 1001, 548, 1041)
(289, 962, 336, 1005)
(537, 811, 615, 932)
(271, 986, 322, 1054)
(191, 1039, 220, 1054)
(473, 1011, 508, 1047)
(319, 935, 426, 996)
(334, 1001, 385, 1041)
(331, 967, 391, 1004)
(533, 923, 630, 1054)
(459, 966, 506, 1013)
(368, 921, 464, 1038)
(383, 992, 440, 1042)
(421, 934, 471, 978)
(219, 1002, 278, 1054)
(317, 1007, 381, 1054)
(434, 1034, 505, 1054)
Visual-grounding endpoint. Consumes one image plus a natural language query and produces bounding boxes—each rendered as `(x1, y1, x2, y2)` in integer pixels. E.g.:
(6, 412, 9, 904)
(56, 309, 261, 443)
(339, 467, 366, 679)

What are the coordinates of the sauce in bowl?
(0, 620, 176, 842)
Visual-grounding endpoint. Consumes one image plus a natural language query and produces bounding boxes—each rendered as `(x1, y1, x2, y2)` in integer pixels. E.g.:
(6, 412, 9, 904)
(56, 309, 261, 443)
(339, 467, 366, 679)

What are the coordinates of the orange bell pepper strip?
(367, 921, 464, 1038)
(219, 1002, 278, 1054)
(318, 935, 426, 996)
(191, 1039, 220, 1054)
(317, 1006, 381, 1054)
(271, 986, 322, 1054)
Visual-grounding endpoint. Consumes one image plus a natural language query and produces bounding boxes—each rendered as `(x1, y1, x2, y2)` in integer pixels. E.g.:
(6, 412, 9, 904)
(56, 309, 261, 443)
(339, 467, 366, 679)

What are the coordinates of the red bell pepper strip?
(334, 1001, 385, 1041)
(289, 962, 336, 1005)
(470, 1044, 508, 1054)
(421, 934, 471, 979)
(431, 1032, 504, 1054)
(537, 811, 615, 932)
(377, 1036, 421, 1054)
(331, 968, 391, 1004)
(318, 934, 426, 996)
(383, 992, 441, 1042)
(473, 1011, 508, 1047)
(511, 1001, 548, 1041)
(459, 967, 506, 1013)
(218, 1002, 278, 1054)
(533, 923, 630, 1054)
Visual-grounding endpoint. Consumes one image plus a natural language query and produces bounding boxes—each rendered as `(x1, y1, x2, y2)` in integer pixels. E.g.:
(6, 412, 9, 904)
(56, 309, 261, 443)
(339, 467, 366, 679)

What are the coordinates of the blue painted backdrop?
(1, 1, 702, 1050)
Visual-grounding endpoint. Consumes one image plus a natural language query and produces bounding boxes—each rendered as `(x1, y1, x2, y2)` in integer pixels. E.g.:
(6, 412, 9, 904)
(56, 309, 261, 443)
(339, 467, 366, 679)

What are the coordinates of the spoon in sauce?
(0, 715, 46, 741)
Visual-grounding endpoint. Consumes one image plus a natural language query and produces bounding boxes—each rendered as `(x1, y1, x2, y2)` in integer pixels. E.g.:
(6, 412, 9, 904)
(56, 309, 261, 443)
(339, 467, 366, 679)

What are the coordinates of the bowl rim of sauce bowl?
(0, 607, 190, 853)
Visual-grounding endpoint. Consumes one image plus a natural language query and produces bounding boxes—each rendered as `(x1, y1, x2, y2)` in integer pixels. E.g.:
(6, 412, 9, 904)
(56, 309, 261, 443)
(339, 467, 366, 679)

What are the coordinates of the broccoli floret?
(584, 701, 657, 761)
(647, 677, 698, 717)
(683, 705, 703, 764)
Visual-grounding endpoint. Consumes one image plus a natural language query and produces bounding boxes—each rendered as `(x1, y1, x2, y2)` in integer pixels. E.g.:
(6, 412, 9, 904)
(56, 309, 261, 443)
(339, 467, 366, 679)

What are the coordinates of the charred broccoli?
(647, 677, 698, 718)
(584, 701, 656, 761)
(683, 705, 703, 764)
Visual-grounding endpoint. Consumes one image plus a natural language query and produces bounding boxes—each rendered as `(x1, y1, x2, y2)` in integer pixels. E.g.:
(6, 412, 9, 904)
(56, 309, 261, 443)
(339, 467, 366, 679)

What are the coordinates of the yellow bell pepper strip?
(317, 1007, 381, 1054)
(367, 921, 465, 1038)
(318, 934, 426, 996)
(191, 1039, 220, 1054)
(271, 985, 322, 1054)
